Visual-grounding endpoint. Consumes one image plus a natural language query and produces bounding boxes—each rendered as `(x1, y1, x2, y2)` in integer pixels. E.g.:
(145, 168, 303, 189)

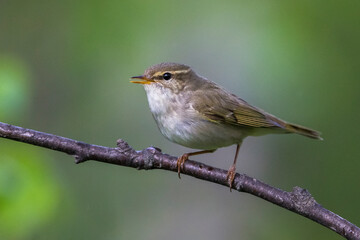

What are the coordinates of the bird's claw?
(226, 165, 236, 191)
(177, 154, 189, 179)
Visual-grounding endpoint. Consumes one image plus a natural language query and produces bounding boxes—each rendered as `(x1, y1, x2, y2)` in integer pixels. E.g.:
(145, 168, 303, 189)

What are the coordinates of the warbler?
(131, 62, 321, 188)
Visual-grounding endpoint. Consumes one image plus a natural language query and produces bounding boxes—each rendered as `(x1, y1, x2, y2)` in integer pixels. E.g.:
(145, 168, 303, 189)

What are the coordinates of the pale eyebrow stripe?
(171, 69, 191, 74)
(153, 69, 191, 77)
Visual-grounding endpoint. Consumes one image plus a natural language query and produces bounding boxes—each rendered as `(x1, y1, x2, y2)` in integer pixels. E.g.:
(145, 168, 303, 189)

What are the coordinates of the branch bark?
(0, 122, 358, 239)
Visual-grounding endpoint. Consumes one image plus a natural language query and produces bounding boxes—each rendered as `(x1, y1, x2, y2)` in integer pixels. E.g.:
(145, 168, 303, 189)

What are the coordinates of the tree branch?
(0, 122, 358, 239)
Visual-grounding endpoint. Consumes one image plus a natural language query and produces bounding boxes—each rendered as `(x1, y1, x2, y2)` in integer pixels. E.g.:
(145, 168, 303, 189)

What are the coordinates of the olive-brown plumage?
(131, 62, 321, 189)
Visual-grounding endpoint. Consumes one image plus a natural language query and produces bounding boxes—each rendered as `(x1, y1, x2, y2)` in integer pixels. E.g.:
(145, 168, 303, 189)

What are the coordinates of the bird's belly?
(145, 85, 247, 150)
(154, 113, 248, 150)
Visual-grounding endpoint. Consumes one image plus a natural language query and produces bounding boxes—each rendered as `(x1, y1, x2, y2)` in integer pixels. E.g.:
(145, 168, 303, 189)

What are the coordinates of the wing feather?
(192, 89, 286, 129)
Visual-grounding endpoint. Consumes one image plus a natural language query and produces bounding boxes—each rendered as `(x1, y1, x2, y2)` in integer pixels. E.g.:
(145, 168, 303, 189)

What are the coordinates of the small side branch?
(0, 122, 358, 239)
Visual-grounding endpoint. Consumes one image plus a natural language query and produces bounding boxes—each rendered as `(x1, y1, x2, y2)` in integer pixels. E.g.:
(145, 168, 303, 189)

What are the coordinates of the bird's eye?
(162, 72, 172, 80)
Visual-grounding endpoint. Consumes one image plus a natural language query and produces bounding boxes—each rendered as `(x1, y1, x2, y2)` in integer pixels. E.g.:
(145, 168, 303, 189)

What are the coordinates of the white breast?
(144, 85, 248, 150)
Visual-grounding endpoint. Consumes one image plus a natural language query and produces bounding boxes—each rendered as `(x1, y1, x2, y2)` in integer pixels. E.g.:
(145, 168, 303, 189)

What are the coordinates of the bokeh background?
(0, 0, 359, 239)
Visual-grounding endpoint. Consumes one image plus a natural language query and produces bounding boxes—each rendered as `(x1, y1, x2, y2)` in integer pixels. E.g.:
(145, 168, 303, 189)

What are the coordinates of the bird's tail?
(285, 122, 323, 140)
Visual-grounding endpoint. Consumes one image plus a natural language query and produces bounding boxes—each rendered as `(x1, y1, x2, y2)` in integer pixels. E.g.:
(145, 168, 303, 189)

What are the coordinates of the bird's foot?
(226, 165, 237, 192)
(176, 154, 189, 179)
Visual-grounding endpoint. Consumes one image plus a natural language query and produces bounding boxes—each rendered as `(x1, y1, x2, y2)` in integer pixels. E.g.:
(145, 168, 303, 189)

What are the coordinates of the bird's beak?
(130, 75, 154, 84)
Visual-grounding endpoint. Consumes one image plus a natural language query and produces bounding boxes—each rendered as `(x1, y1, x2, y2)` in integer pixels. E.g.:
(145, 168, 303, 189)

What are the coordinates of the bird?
(131, 62, 322, 189)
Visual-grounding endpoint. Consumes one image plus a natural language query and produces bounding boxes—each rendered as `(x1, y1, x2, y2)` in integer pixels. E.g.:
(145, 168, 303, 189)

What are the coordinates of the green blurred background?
(0, 0, 359, 239)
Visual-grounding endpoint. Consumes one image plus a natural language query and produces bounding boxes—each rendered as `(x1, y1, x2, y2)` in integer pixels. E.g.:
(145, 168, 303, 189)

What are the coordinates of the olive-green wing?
(191, 84, 322, 139)
(193, 92, 286, 129)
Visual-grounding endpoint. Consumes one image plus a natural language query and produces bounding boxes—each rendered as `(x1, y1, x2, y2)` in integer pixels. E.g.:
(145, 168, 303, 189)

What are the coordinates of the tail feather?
(285, 123, 323, 140)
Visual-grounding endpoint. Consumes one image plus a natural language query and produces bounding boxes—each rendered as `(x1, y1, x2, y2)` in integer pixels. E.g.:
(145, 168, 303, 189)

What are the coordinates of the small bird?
(131, 62, 322, 189)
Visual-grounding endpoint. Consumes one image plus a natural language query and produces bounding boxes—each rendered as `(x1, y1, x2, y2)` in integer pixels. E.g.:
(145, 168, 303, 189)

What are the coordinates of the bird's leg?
(226, 142, 242, 191)
(177, 149, 216, 178)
